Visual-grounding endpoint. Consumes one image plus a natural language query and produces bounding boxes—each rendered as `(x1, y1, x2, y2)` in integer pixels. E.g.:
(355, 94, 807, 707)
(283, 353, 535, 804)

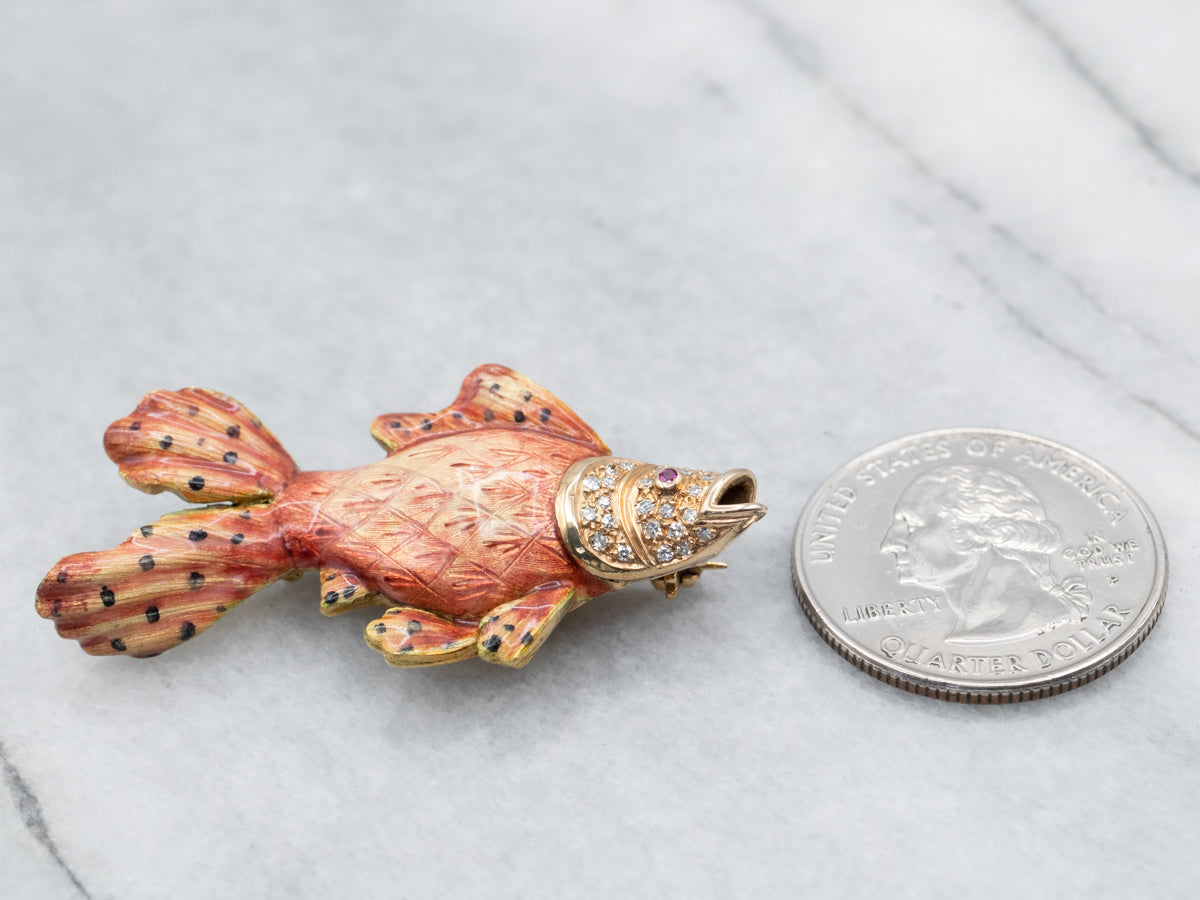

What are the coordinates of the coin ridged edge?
(791, 428, 1169, 704)
(793, 558, 1166, 703)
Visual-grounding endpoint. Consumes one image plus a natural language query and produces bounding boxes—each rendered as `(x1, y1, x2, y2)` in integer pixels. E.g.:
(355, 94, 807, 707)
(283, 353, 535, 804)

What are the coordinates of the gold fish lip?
(701, 469, 767, 530)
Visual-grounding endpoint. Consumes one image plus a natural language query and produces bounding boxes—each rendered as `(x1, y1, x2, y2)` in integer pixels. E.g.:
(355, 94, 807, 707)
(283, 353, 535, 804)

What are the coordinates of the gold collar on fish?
(555, 457, 767, 596)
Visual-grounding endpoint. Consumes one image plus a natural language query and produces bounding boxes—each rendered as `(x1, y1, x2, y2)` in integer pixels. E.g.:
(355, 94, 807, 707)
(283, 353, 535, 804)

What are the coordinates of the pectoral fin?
(477, 584, 580, 668)
(364, 607, 478, 667)
(317, 567, 380, 616)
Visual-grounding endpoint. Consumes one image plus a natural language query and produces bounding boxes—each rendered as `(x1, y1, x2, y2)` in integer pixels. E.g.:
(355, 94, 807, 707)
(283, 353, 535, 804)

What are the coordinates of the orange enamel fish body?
(36, 365, 765, 668)
(280, 427, 613, 620)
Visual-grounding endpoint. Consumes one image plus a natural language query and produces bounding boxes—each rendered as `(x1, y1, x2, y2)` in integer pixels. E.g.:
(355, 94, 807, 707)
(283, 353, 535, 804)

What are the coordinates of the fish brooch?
(36, 365, 766, 668)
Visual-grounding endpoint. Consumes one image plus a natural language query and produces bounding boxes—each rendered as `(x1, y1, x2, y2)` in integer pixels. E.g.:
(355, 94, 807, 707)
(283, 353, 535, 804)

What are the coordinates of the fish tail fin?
(36, 504, 293, 657)
(103, 388, 298, 504)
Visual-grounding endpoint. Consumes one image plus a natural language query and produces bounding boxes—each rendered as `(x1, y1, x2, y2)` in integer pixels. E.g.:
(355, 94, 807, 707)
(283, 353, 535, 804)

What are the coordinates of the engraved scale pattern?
(304, 430, 597, 617)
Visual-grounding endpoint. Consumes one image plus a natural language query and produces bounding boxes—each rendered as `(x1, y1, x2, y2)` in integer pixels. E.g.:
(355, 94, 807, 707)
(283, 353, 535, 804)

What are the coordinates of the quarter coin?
(792, 429, 1167, 703)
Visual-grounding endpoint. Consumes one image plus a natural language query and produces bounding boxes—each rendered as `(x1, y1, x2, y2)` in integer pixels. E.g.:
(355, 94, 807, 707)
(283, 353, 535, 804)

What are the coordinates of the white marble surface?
(2, 1, 1198, 897)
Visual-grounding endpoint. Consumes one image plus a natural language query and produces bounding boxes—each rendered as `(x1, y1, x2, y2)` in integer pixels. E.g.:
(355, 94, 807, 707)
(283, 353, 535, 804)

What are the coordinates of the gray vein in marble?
(739, 0, 1200, 440)
(899, 203, 1200, 445)
(700, 78, 737, 114)
(734, 0, 823, 78)
(986, 218, 1192, 371)
(0, 739, 91, 899)
(899, 203, 1105, 383)
(1006, 0, 1200, 189)
(737, 0, 985, 215)
(740, 0, 1185, 350)
(1122, 394, 1200, 447)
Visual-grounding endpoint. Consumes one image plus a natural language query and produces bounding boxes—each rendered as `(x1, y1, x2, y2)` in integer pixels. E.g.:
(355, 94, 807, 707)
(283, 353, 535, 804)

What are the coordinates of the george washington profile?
(880, 464, 1091, 643)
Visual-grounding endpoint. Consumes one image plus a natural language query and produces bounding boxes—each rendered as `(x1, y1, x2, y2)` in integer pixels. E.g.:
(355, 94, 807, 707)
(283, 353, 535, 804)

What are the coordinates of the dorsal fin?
(370, 364, 609, 455)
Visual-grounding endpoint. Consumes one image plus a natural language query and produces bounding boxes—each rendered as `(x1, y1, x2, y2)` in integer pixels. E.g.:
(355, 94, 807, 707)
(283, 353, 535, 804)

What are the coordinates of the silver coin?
(792, 429, 1167, 703)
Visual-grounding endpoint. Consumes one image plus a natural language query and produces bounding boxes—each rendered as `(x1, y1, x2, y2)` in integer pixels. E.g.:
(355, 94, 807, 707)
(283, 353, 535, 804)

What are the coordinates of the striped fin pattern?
(370, 364, 609, 455)
(104, 388, 297, 504)
(35, 505, 292, 657)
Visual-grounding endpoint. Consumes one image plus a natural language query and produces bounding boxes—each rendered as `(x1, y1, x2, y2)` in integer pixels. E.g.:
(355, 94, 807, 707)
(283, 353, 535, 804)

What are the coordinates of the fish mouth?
(703, 469, 767, 530)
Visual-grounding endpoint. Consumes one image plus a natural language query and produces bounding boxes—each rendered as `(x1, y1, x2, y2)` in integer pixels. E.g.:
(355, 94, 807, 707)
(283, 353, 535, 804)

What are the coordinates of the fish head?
(556, 457, 767, 597)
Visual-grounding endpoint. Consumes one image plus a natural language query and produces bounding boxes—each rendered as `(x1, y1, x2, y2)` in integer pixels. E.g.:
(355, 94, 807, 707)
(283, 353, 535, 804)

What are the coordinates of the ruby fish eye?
(656, 467, 681, 489)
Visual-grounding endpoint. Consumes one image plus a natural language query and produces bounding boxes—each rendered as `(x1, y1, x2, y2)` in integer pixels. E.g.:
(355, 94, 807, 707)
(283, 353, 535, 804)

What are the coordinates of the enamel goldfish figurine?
(36, 365, 766, 668)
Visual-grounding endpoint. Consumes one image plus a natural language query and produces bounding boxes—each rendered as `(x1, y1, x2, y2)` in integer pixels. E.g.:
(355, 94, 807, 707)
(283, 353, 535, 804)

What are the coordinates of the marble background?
(2, 1, 1198, 897)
